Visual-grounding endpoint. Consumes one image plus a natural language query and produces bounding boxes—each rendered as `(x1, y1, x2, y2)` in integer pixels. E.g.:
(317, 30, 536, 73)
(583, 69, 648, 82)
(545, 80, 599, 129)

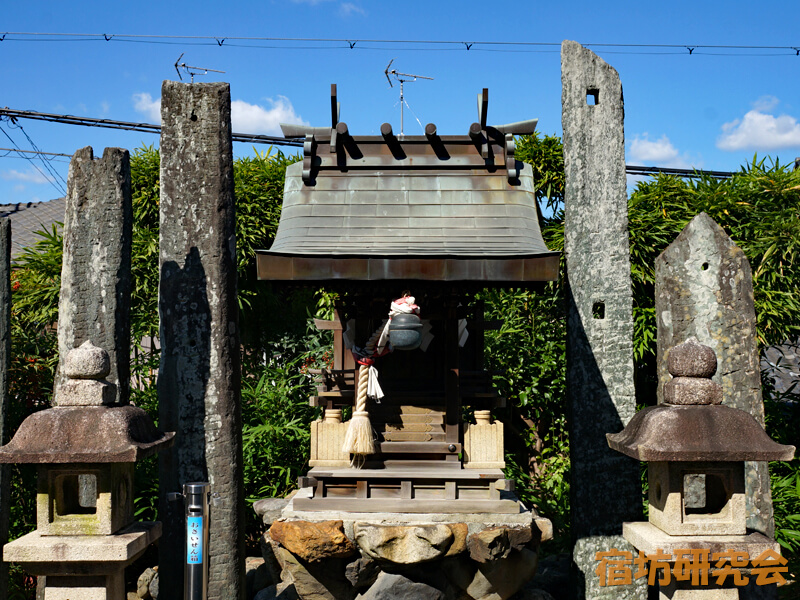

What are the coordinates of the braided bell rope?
(342, 320, 387, 460)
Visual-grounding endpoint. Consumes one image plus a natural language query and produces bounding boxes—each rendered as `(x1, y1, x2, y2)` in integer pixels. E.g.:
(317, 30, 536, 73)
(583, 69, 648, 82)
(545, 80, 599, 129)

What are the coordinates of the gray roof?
(268, 162, 550, 257)
(0, 198, 65, 258)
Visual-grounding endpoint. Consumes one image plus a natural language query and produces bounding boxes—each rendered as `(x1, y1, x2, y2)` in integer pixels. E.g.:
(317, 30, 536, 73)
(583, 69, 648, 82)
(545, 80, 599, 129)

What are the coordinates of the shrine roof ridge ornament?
(256, 84, 558, 283)
(278, 86, 537, 185)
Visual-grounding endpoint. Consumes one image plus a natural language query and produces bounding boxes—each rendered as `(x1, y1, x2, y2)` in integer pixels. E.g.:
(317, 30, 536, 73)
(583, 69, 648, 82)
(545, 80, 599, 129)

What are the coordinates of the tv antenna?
(174, 53, 226, 83)
(384, 59, 433, 137)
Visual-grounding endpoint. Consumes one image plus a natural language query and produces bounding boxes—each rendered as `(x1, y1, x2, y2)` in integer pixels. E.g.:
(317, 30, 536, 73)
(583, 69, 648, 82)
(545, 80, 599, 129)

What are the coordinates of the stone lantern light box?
(608, 338, 795, 537)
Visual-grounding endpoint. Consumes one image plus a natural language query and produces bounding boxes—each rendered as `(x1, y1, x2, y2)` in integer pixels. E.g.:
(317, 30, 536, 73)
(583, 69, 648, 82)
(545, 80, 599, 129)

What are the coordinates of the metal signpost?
(169, 482, 212, 600)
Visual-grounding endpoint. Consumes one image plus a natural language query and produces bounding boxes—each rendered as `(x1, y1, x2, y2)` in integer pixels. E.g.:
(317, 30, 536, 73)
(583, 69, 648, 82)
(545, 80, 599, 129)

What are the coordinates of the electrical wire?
(0, 124, 67, 195)
(1, 32, 799, 56)
(0, 109, 303, 148)
(0, 147, 72, 158)
(6, 121, 68, 189)
(0, 109, 740, 180)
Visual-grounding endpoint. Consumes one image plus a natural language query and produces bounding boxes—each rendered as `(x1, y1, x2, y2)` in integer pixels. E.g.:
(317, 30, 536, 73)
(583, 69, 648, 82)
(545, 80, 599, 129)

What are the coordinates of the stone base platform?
(624, 522, 781, 600)
(283, 494, 553, 540)
(257, 498, 552, 600)
(623, 521, 779, 558)
(4, 522, 161, 600)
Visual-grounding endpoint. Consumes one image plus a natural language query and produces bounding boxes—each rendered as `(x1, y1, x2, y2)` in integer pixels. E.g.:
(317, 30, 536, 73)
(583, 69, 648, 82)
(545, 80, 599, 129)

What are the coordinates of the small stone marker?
(57, 341, 116, 406)
(55, 146, 132, 406)
(158, 80, 244, 600)
(561, 40, 645, 599)
(655, 212, 774, 538)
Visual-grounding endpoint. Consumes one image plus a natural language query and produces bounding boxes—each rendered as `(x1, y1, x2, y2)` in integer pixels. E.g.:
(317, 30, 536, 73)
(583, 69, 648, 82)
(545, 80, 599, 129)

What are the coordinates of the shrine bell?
(387, 313, 423, 351)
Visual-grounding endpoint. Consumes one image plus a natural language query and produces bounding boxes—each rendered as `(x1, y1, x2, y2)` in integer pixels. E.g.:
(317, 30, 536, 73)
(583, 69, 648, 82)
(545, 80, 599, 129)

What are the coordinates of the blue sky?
(2, 0, 799, 204)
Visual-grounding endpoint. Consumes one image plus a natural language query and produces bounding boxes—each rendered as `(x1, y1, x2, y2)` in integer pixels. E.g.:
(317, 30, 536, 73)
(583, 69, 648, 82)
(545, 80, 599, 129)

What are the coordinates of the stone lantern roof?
(0, 341, 173, 464)
(607, 338, 795, 462)
(606, 404, 794, 462)
(0, 405, 173, 463)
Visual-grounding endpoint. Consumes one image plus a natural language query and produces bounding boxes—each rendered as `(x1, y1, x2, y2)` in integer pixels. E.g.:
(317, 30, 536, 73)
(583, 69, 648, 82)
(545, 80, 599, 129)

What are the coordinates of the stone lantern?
(607, 338, 795, 598)
(0, 342, 174, 600)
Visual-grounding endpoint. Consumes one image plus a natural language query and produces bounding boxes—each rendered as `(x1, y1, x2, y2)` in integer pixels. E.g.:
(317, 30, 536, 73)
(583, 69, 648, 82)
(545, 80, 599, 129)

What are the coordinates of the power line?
(6, 120, 68, 188)
(0, 109, 303, 148)
(2, 32, 799, 56)
(1, 109, 741, 179)
(0, 124, 67, 195)
(0, 147, 72, 158)
(626, 165, 733, 179)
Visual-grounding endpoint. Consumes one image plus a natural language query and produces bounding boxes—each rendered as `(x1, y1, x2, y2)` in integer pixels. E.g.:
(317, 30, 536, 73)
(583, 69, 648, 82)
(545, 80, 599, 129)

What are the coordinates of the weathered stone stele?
(55, 146, 132, 406)
(158, 80, 244, 600)
(0, 219, 10, 599)
(561, 40, 645, 599)
(655, 213, 774, 538)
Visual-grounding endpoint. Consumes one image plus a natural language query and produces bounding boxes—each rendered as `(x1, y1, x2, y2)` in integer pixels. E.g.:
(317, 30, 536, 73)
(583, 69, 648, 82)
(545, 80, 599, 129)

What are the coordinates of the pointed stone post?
(55, 147, 132, 405)
(0, 219, 10, 600)
(562, 40, 645, 599)
(655, 212, 774, 539)
(158, 81, 244, 600)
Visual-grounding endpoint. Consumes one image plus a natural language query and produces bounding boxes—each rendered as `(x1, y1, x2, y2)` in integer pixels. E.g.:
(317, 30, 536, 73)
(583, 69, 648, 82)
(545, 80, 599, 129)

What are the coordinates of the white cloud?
(133, 93, 306, 136)
(133, 92, 161, 123)
(231, 97, 308, 135)
(717, 97, 800, 151)
(752, 95, 779, 112)
(100, 101, 111, 115)
(627, 134, 694, 169)
(291, 0, 363, 14)
(340, 2, 365, 15)
(1, 168, 49, 184)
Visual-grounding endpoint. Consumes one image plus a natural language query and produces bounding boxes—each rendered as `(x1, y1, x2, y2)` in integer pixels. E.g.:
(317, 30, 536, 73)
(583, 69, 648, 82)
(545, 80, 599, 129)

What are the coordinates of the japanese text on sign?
(187, 516, 203, 564)
(595, 548, 787, 586)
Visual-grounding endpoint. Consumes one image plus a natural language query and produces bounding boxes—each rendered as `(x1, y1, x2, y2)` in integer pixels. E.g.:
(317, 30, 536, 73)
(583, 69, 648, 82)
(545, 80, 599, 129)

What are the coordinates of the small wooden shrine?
(257, 86, 559, 514)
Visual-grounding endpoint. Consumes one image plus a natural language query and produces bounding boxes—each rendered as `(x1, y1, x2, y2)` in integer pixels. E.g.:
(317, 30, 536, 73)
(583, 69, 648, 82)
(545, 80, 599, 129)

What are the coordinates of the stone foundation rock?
(354, 523, 464, 563)
(246, 556, 273, 599)
(270, 520, 356, 562)
(257, 504, 551, 600)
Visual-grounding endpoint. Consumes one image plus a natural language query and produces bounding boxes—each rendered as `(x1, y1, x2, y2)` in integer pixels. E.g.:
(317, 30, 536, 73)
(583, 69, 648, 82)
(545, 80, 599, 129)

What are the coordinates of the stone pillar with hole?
(562, 40, 646, 599)
(157, 80, 245, 600)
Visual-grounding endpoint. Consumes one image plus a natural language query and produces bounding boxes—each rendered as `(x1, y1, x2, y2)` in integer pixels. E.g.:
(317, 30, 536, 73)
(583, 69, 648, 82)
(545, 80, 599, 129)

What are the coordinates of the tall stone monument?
(158, 80, 245, 600)
(655, 212, 774, 539)
(55, 147, 132, 405)
(0, 219, 10, 600)
(561, 40, 645, 599)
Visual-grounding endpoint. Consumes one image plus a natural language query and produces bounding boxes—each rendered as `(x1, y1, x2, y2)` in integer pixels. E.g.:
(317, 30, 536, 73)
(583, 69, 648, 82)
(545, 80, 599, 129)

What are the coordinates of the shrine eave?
(256, 252, 560, 283)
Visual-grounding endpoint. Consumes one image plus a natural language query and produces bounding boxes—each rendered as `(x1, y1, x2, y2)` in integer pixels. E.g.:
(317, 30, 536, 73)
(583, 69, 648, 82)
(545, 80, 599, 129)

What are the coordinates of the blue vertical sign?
(187, 516, 203, 564)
